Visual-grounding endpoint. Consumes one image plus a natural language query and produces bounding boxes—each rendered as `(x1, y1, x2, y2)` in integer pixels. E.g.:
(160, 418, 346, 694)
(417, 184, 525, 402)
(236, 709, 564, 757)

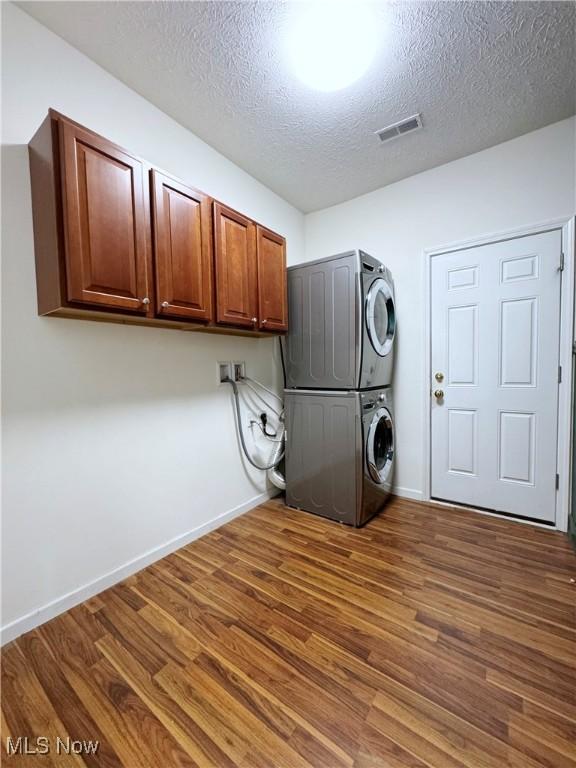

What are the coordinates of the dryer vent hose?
(267, 423, 286, 491)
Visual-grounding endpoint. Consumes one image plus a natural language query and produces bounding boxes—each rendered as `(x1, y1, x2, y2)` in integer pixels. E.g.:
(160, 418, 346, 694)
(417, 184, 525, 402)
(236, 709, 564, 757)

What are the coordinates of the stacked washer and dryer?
(282, 250, 396, 527)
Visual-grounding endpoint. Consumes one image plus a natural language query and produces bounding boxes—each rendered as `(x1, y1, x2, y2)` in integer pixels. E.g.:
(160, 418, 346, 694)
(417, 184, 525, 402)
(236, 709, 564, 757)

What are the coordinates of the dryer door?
(366, 407, 395, 484)
(366, 278, 396, 357)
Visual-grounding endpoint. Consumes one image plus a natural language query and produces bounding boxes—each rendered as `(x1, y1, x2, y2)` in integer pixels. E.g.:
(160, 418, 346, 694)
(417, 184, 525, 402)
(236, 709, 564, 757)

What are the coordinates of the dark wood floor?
(2, 497, 576, 767)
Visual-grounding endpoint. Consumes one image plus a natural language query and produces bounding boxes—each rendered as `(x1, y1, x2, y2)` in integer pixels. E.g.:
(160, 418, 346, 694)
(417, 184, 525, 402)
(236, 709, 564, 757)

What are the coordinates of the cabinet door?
(152, 170, 213, 321)
(256, 226, 287, 332)
(213, 203, 257, 328)
(59, 118, 150, 312)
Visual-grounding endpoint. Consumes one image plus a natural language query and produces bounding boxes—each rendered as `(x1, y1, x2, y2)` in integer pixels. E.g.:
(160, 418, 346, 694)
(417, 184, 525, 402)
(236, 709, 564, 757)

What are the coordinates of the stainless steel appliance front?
(283, 250, 395, 391)
(284, 388, 395, 527)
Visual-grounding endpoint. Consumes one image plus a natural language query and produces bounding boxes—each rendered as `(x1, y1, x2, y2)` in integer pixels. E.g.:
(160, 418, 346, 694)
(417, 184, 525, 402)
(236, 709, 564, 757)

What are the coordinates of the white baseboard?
(1, 489, 279, 646)
(393, 486, 425, 502)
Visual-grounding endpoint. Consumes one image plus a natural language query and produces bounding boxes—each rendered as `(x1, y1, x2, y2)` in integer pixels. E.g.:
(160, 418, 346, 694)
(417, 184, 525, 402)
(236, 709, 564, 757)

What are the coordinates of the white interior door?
(430, 230, 563, 523)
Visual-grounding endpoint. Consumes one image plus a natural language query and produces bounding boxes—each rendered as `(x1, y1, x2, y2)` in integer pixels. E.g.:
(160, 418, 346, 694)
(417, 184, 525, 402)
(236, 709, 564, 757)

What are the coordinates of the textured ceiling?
(18, 1, 576, 212)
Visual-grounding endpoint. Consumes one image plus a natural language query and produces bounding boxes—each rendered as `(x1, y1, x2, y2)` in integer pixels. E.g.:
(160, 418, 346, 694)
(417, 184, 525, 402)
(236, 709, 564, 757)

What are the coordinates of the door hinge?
(559, 252, 565, 271)
(558, 365, 562, 383)
(556, 473, 560, 490)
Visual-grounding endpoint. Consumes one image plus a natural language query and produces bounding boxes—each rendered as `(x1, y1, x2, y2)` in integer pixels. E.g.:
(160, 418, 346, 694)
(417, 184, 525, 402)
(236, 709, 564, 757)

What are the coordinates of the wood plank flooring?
(2, 497, 576, 767)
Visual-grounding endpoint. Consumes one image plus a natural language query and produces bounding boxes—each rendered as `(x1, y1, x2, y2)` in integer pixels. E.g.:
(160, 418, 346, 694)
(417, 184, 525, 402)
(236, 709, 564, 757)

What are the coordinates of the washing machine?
(283, 250, 396, 390)
(284, 388, 395, 526)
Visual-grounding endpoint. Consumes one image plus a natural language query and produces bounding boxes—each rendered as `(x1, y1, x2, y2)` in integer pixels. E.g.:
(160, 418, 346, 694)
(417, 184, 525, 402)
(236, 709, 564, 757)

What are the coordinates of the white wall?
(3, 1, 575, 643)
(1, 3, 304, 640)
(304, 118, 576, 499)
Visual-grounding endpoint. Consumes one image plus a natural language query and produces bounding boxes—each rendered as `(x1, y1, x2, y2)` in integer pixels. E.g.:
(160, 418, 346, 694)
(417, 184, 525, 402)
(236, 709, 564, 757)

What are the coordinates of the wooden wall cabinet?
(29, 112, 154, 319)
(213, 203, 258, 329)
(59, 119, 151, 312)
(213, 205, 288, 332)
(152, 170, 213, 322)
(257, 225, 288, 332)
(29, 110, 287, 336)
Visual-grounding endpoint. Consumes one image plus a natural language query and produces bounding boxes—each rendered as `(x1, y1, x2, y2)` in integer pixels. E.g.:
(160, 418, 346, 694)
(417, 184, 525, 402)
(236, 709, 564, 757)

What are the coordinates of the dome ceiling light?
(286, 1, 380, 92)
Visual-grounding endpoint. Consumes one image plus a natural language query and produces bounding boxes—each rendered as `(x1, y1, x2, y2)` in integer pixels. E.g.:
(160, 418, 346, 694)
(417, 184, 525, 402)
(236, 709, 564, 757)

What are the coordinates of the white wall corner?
(0, 489, 280, 646)
(393, 486, 425, 502)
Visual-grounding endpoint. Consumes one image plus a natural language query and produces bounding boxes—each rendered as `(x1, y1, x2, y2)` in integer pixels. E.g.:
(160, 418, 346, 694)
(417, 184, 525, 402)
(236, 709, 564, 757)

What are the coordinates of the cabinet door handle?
(141, 297, 150, 306)
(262, 319, 268, 325)
(251, 317, 258, 323)
(161, 301, 169, 308)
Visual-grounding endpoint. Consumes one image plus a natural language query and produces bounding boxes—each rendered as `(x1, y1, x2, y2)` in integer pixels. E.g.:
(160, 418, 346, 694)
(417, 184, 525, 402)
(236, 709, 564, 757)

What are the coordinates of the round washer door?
(366, 278, 396, 357)
(366, 407, 395, 484)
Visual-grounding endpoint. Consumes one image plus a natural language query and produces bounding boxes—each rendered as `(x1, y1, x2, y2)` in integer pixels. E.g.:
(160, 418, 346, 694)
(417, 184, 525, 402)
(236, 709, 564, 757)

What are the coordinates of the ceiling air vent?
(375, 113, 423, 143)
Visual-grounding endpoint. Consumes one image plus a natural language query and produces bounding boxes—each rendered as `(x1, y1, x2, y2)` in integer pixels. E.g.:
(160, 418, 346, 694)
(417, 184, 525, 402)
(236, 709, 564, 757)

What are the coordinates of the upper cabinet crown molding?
(28, 110, 288, 337)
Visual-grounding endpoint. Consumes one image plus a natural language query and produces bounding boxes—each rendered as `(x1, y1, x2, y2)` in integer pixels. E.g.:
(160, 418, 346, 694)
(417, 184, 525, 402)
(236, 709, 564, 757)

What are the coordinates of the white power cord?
(242, 378, 282, 418)
(244, 376, 283, 407)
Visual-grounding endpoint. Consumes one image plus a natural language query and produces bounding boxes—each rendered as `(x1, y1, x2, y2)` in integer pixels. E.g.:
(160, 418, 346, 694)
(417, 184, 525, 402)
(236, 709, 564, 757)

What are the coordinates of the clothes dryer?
(283, 250, 396, 390)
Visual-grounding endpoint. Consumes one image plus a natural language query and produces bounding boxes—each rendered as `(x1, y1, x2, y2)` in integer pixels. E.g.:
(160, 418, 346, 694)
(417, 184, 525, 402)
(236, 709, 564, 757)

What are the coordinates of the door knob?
(435, 372, 444, 382)
(141, 297, 150, 306)
(161, 301, 169, 308)
(434, 390, 444, 400)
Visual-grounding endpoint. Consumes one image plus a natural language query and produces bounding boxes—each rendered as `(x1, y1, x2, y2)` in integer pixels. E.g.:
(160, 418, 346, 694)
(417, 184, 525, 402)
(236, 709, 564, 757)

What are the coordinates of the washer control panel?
(361, 389, 390, 412)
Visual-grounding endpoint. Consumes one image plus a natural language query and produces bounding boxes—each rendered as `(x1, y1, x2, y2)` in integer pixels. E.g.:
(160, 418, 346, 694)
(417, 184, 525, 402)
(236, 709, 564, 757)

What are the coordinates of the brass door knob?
(435, 372, 444, 382)
(434, 390, 444, 400)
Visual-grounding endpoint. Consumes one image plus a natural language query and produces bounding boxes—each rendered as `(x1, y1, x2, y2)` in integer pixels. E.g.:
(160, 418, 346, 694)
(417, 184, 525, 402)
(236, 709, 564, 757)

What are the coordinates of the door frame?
(422, 217, 575, 531)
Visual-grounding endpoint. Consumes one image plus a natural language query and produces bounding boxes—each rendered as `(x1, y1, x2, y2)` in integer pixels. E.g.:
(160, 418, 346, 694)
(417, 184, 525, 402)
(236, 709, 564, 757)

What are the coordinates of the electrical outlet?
(217, 361, 232, 384)
(233, 361, 246, 381)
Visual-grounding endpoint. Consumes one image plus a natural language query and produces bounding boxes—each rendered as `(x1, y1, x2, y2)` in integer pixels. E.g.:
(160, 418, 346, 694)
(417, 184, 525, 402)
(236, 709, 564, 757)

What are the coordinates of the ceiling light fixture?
(286, 1, 379, 92)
